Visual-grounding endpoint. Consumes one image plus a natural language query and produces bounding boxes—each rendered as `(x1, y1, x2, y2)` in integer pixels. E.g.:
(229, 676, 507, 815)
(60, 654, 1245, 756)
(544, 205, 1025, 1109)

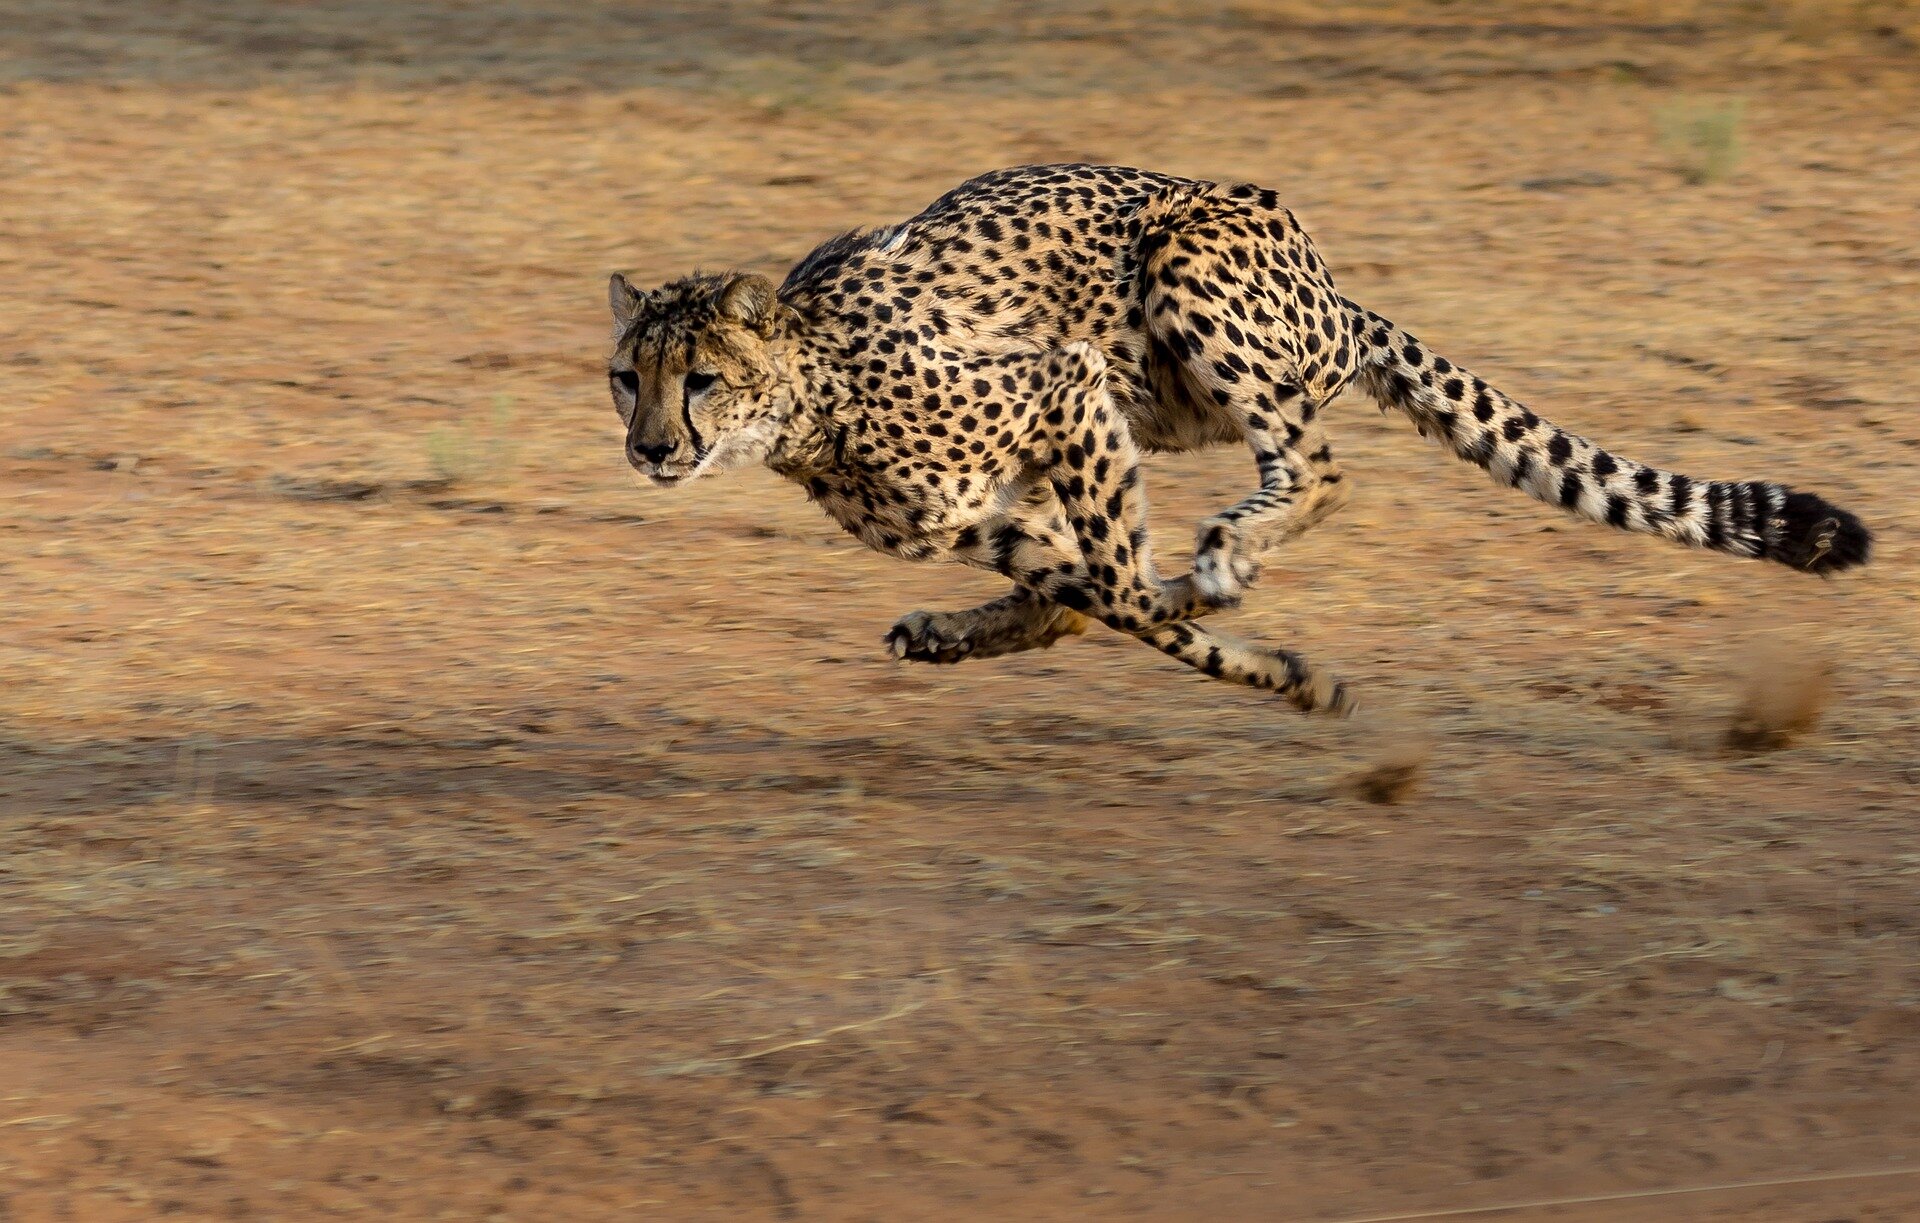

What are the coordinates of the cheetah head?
(606, 271, 787, 485)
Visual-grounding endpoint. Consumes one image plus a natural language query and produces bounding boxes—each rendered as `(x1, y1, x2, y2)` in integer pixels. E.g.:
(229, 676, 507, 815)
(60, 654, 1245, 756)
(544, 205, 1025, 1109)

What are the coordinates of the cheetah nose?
(629, 439, 673, 466)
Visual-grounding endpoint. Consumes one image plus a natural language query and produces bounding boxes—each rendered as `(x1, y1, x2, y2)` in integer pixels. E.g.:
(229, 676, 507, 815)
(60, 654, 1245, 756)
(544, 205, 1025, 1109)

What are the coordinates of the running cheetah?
(606, 164, 1870, 715)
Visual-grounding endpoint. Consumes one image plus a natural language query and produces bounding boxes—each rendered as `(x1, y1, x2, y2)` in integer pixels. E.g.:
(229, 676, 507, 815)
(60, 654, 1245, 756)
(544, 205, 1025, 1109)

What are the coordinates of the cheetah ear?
(608, 273, 645, 326)
(717, 273, 779, 336)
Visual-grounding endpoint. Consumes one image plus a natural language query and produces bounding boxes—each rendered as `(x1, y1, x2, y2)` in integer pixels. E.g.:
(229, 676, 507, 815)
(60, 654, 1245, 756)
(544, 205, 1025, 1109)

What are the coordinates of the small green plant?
(426, 395, 519, 486)
(718, 56, 851, 118)
(1767, 0, 1918, 43)
(1658, 98, 1745, 185)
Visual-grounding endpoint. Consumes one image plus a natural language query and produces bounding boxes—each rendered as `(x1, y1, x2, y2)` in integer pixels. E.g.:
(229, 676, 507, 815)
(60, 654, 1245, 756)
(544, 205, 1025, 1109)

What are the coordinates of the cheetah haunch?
(607, 165, 1871, 716)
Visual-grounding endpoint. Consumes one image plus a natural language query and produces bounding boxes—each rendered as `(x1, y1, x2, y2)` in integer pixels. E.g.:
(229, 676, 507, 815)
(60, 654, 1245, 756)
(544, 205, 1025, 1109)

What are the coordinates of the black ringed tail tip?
(1325, 682, 1358, 719)
(1765, 490, 1871, 575)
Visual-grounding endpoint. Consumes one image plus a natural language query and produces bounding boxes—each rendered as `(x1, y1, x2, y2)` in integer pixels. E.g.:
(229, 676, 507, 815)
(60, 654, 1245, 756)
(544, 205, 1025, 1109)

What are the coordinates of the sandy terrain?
(3, 2, 1919, 1218)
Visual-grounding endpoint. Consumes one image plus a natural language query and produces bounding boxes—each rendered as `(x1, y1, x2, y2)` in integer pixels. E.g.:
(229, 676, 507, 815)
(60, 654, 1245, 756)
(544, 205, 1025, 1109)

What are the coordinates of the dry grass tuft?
(1338, 726, 1430, 805)
(1723, 645, 1835, 753)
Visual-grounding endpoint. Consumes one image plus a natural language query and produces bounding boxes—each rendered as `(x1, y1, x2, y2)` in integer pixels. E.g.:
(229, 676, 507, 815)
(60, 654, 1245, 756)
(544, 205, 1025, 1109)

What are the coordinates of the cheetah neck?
(761, 331, 853, 481)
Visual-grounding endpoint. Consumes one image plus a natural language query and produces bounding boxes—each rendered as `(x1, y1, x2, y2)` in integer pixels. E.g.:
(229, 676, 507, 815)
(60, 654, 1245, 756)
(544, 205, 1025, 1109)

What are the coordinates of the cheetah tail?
(1339, 299, 1871, 575)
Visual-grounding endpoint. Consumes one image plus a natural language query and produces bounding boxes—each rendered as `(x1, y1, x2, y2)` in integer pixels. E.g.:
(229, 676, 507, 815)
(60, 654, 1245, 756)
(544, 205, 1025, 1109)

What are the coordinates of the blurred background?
(3, 2, 1918, 1218)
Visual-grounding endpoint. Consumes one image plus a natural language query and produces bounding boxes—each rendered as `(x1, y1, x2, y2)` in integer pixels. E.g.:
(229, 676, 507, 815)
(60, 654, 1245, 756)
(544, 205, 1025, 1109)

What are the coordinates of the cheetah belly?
(1105, 330, 1244, 454)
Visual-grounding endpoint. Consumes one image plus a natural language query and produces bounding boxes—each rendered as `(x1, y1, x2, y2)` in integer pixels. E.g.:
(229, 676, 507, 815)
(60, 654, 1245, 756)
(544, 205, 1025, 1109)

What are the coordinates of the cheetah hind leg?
(1193, 465, 1353, 607)
(887, 585, 1355, 716)
(933, 495, 1350, 712)
(887, 587, 1091, 665)
(1142, 621, 1357, 717)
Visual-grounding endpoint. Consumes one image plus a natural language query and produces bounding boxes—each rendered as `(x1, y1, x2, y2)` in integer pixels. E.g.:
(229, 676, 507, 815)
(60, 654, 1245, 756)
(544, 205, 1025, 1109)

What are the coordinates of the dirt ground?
(4, 2, 1920, 1219)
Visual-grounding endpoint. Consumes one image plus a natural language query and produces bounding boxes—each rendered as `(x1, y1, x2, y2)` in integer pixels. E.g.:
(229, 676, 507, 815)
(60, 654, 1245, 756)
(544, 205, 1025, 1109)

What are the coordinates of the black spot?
(1733, 482, 1764, 544)
(1558, 471, 1583, 509)
(1668, 474, 1694, 517)
(1703, 483, 1729, 549)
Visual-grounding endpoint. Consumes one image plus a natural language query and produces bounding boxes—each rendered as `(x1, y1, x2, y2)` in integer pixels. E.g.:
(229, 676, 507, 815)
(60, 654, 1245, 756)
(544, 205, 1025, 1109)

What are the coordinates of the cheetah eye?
(683, 370, 718, 395)
(610, 369, 638, 394)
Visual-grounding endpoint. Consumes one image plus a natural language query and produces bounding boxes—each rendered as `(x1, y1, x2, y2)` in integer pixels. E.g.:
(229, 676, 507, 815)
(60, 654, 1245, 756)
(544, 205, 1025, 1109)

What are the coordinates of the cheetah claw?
(885, 612, 976, 665)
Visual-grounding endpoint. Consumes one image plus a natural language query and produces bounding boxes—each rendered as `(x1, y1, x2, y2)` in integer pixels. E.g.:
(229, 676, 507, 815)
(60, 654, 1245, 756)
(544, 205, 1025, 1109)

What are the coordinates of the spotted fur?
(1345, 305, 1870, 574)
(607, 164, 1870, 715)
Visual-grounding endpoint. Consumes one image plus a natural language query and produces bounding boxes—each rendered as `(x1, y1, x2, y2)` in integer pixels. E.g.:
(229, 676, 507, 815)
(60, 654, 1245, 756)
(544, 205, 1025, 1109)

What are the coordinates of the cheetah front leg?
(1138, 620, 1356, 716)
(885, 586, 1090, 664)
(942, 494, 1352, 715)
(1014, 343, 1239, 633)
(885, 482, 1168, 666)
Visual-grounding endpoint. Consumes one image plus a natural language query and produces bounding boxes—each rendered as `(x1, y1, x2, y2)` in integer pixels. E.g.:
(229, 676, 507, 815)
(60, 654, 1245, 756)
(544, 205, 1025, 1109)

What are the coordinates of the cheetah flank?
(606, 164, 1871, 716)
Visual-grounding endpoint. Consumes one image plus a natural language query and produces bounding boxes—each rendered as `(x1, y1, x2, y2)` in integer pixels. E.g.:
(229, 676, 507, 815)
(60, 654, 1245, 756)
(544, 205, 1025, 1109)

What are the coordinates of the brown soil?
(3, 2, 1919, 1219)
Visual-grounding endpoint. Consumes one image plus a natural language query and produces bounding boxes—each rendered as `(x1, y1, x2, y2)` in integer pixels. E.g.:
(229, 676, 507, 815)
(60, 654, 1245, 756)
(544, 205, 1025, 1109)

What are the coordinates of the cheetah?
(607, 164, 1870, 716)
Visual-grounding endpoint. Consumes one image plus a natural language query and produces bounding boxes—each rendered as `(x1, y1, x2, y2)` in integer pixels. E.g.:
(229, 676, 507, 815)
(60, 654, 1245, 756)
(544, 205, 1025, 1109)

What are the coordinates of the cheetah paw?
(884, 611, 977, 665)
(1192, 520, 1259, 610)
(1320, 679, 1360, 720)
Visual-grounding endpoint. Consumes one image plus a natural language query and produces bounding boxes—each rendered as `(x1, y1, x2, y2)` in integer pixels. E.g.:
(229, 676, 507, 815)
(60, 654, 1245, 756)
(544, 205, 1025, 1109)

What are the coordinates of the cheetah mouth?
(636, 455, 705, 485)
